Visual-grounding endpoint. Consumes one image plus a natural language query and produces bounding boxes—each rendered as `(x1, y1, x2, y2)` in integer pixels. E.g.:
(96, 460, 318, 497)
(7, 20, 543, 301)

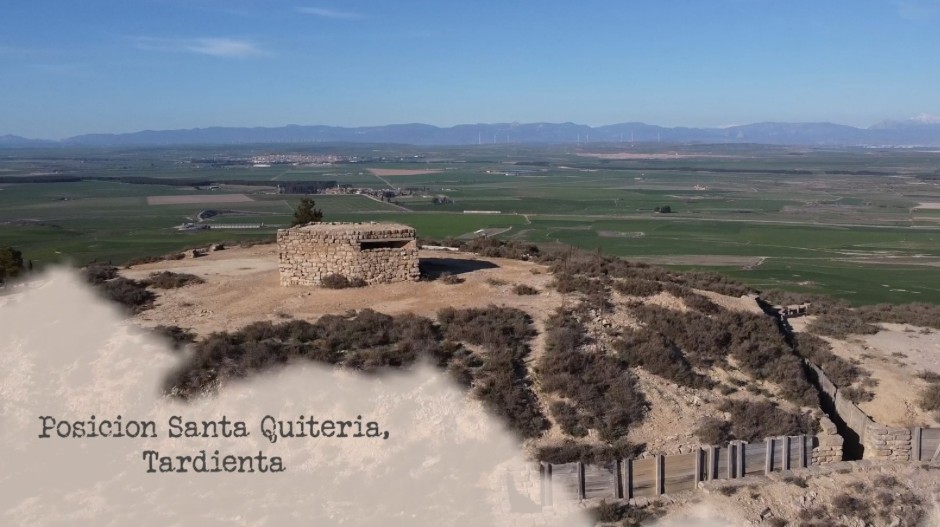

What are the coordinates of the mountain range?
(3, 115, 940, 148)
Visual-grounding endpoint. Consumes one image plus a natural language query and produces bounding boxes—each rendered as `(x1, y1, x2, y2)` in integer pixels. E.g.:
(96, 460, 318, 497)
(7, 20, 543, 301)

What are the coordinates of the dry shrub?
(782, 475, 808, 488)
(438, 306, 549, 439)
(320, 274, 351, 289)
(613, 278, 661, 297)
(807, 312, 880, 339)
(718, 400, 817, 442)
(842, 386, 875, 404)
(663, 283, 721, 314)
(512, 284, 538, 295)
(165, 309, 444, 399)
(420, 237, 539, 260)
(144, 271, 205, 289)
(715, 486, 739, 496)
(536, 309, 646, 441)
(83, 263, 118, 284)
(82, 266, 155, 313)
(613, 329, 711, 388)
(762, 289, 881, 338)
(694, 417, 732, 445)
(859, 303, 940, 329)
(534, 439, 640, 464)
(792, 332, 866, 388)
(549, 400, 587, 437)
(917, 370, 940, 383)
(630, 304, 818, 407)
(920, 384, 940, 415)
(320, 274, 366, 289)
(438, 272, 464, 285)
(591, 499, 627, 523)
(152, 325, 197, 350)
(123, 255, 167, 267)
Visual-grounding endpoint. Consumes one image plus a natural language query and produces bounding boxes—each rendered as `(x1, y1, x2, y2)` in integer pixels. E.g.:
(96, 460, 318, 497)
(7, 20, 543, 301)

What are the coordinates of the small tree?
(0, 246, 24, 284)
(291, 198, 323, 227)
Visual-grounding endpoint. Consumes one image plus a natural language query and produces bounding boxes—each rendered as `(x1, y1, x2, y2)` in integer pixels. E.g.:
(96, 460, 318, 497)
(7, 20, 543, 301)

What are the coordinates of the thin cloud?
(133, 37, 268, 58)
(297, 7, 364, 19)
(894, 0, 940, 20)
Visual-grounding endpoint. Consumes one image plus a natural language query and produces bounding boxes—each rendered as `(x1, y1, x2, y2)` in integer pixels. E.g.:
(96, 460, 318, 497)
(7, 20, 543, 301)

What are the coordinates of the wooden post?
(655, 455, 665, 495)
(765, 438, 773, 475)
(539, 463, 545, 506)
(546, 464, 553, 506)
(711, 446, 719, 480)
(577, 462, 586, 500)
(738, 441, 747, 478)
(799, 435, 808, 468)
(615, 460, 624, 499)
(782, 436, 791, 471)
(913, 428, 923, 462)
(624, 459, 634, 500)
(728, 442, 736, 479)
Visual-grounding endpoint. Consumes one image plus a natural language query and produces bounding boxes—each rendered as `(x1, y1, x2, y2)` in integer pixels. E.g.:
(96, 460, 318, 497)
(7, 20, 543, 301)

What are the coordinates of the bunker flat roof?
(290, 222, 415, 233)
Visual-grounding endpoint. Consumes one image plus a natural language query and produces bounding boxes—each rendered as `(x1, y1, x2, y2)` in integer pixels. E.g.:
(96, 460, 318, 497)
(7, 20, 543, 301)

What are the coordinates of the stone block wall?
(278, 223, 420, 286)
(863, 424, 912, 462)
(812, 417, 844, 465)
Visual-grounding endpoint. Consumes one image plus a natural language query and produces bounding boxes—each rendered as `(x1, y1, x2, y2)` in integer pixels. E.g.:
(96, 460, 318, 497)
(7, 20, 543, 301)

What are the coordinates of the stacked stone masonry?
(278, 222, 421, 286)
(864, 425, 912, 462)
(812, 417, 844, 465)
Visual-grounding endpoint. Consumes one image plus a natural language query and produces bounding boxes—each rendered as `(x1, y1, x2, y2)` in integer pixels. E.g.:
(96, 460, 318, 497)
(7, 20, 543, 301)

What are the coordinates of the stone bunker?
(277, 222, 420, 286)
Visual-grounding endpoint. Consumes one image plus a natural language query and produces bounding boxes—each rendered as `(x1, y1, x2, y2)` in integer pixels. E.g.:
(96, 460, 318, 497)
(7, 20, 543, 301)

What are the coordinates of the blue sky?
(2, 0, 939, 138)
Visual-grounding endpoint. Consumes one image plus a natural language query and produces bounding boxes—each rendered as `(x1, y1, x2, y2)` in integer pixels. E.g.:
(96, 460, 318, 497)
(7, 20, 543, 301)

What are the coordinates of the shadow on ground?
(419, 258, 499, 279)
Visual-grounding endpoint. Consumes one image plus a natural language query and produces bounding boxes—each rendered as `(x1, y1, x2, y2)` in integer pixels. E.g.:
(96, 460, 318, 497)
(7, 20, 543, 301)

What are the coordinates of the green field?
(2, 143, 940, 304)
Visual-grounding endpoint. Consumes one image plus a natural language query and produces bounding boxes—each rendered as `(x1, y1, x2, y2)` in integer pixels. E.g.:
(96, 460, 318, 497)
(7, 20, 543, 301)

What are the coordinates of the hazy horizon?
(7, 114, 940, 143)
(2, 0, 940, 139)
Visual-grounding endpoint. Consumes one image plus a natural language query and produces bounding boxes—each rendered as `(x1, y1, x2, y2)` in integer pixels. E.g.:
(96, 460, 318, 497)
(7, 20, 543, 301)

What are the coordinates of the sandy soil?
(696, 290, 765, 314)
(655, 461, 940, 527)
(366, 168, 443, 176)
(146, 194, 254, 205)
(790, 318, 940, 428)
(914, 202, 940, 210)
(123, 246, 563, 337)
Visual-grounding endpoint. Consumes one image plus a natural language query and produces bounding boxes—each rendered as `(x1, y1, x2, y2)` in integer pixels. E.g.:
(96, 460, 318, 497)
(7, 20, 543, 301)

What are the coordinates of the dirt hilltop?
(122, 245, 564, 336)
(121, 245, 815, 458)
(116, 244, 940, 526)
